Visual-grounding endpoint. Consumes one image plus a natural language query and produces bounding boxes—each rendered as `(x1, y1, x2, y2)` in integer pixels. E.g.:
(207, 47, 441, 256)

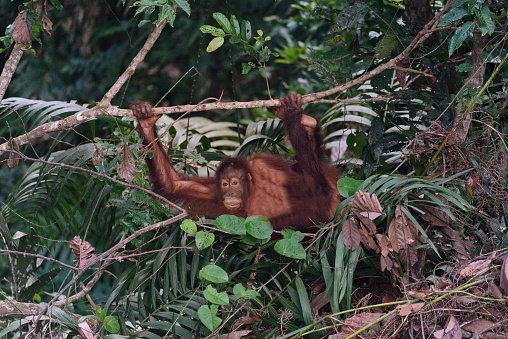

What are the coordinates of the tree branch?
(0, 1, 454, 157)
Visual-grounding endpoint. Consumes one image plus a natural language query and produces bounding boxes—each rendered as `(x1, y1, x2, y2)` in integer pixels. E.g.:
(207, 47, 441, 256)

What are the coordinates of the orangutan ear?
(248, 173, 252, 181)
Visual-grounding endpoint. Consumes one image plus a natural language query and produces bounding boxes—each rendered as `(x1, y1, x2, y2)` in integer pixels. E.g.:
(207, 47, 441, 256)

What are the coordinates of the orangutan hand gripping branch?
(132, 94, 341, 231)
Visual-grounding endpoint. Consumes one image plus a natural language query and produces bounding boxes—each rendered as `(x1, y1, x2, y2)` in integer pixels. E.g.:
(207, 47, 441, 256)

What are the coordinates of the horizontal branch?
(0, 0, 453, 157)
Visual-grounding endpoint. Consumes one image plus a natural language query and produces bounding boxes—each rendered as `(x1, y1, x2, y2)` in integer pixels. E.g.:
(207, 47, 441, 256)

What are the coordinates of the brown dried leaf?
(421, 194, 450, 227)
(77, 321, 95, 339)
(341, 312, 384, 334)
(388, 207, 417, 253)
(310, 291, 330, 312)
(375, 233, 390, 257)
(459, 255, 494, 278)
(436, 278, 452, 289)
(487, 281, 503, 299)
(443, 315, 461, 339)
(12, 12, 31, 45)
(500, 256, 508, 294)
(380, 255, 393, 272)
(117, 144, 135, 183)
(462, 319, 495, 334)
(400, 245, 418, 269)
(395, 58, 410, 89)
(396, 302, 424, 316)
(217, 330, 252, 339)
(349, 191, 383, 220)
(358, 223, 377, 250)
(408, 289, 432, 298)
(42, 1, 53, 36)
(342, 218, 361, 250)
(92, 147, 102, 166)
(356, 215, 377, 234)
(231, 315, 260, 331)
(442, 226, 471, 259)
(70, 236, 97, 268)
(7, 139, 20, 169)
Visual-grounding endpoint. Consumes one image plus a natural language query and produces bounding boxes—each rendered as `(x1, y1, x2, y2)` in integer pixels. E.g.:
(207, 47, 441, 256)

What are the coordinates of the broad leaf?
(196, 231, 214, 250)
(206, 36, 224, 52)
(448, 21, 474, 56)
(200, 264, 229, 283)
(245, 215, 273, 239)
(203, 285, 229, 305)
(198, 305, 222, 332)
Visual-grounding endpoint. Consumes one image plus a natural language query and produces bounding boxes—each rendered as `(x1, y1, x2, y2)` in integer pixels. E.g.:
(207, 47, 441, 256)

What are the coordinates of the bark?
(451, 31, 488, 144)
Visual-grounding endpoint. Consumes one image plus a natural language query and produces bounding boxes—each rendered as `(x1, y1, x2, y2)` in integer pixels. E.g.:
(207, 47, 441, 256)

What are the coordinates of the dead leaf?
(375, 233, 390, 257)
(341, 312, 384, 335)
(462, 319, 494, 333)
(487, 281, 503, 299)
(342, 218, 361, 250)
(436, 278, 452, 289)
(442, 315, 461, 339)
(12, 12, 31, 45)
(117, 144, 135, 183)
(395, 58, 410, 89)
(500, 256, 508, 294)
(42, 1, 53, 36)
(358, 223, 377, 250)
(77, 321, 96, 339)
(380, 255, 393, 272)
(231, 315, 260, 331)
(92, 147, 102, 166)
(408, 289, 432, 298)
(7, 139, 20, 169)
(421, 194, 450, 227)
(217, 330, 252, 339)
(388, 207, 417, 252)
(396, 302, 424, 316)
(70, 236, 97, 268)
(310, 291, 330, 312)
(459, 256, 493, 278)
(349, 191, 383, 220)
(399, 245, 418, 269)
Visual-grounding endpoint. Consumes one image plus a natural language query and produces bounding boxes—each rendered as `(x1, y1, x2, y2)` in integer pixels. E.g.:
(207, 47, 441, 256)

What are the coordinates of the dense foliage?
(0, 0, 507, 337)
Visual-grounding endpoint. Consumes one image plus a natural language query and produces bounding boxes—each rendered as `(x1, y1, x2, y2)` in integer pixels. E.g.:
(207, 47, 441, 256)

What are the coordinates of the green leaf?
(448, 21, 474, 56)
(213, 13, 231, 34)
(196, 231, 215, 250)
(104, 316, 120, 333)
(200, 25, 226, 37)
(233, 283, 260, 299)
(346, 131, 367, 156)
(280, 229, 303, 242)
(241, 233, 269, 245)
(160, 4, 176, 27)
(241, 20, 252, 40)
(241, 62, 252, 74)
(274, 239, 306, 259)
(230, 15, 240, 35)
(180, 219, 197, 234)
(475, 5, 494, 35)
(172, 0, 191, 16)
(229, 36, 242, 44)
(374, 33, 398, 62)
(203, 285, 229, 305)
(198, 305, 222, 332)
(245, 215, 273, 239)
(214, 215, 246, 235)
(206, 36, 225, 52)
(96, 306, 106, 320)
(337, 177, 363, 198)
(200, 264, 229, 283)
(438, 8, 469, 27)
